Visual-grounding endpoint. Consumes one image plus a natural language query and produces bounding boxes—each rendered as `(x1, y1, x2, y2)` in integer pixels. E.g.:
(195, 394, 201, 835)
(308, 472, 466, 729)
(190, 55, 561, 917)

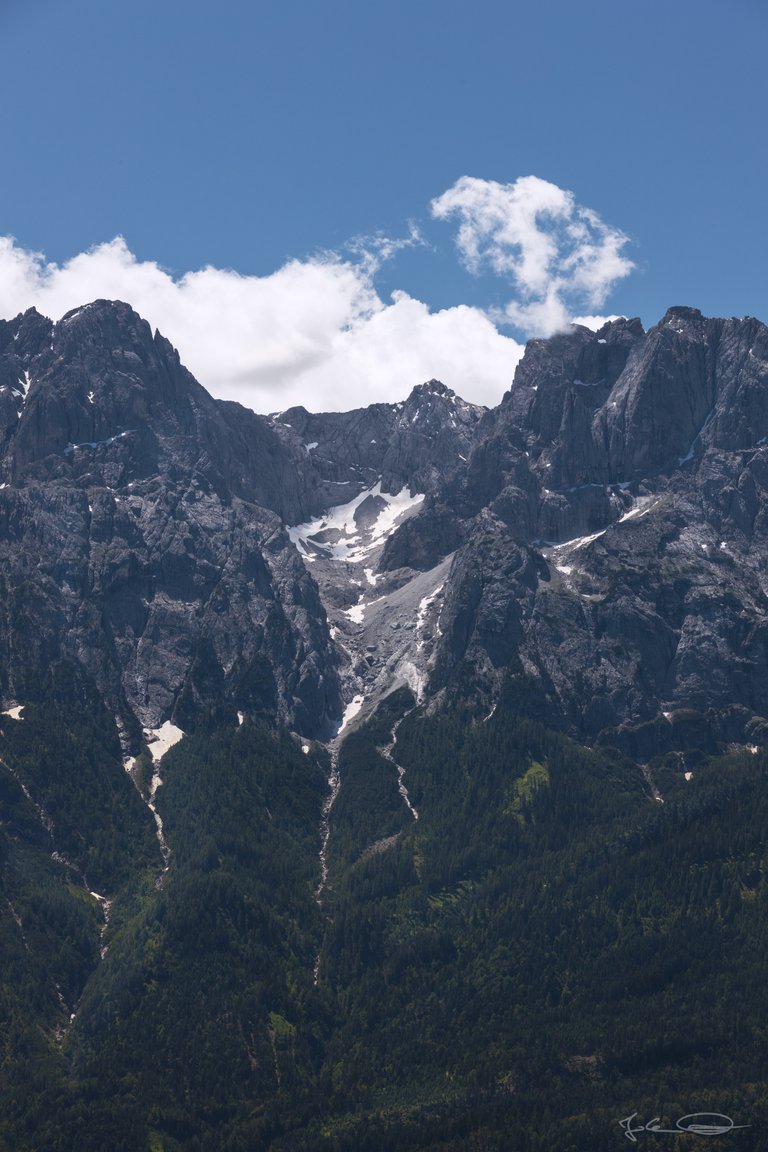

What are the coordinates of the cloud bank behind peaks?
(0, 177, 634, 412)
(0, 234, 522, 413)
(431, 175, 634, 336)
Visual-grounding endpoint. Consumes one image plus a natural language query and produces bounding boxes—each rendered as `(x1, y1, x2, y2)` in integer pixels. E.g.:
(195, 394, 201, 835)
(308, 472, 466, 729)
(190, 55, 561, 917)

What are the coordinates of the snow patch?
(343, 603, 366, 624)
(61, 304, 93, 324)
(618, 495, 657, 522)
(551, 528, 607, 551)
(64, 429, 135, 455)
(397, 659, 426, 702)
(144, 721, 184, 763)
(288, 481, 424, 564)
(337, 694, 364, 734)
(237, 711, 244, 727)
(416, 582, 445, 650)
(2, 705, 24, 720)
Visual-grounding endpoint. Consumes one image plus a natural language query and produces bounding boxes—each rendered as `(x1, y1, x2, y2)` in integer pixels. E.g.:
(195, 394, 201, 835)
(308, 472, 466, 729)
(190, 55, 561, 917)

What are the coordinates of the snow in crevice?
(61, 304, 93, 324)
(337, 695, 364, 736)
(547, 528, 607, 551)
(343, 602, 366, 624)
(540, 492, 661, 561)
(145, 721, 184, 763)
(416, 582, 445, 651)
(144, 726, 183, 876)
(396, 659, 426, 703)
(64, 429, 136, 456)
(288, 480, 425, 564)
(125, 722, 185, 882)
(618, 495, 658, 522)
(17, 371, 32, 405)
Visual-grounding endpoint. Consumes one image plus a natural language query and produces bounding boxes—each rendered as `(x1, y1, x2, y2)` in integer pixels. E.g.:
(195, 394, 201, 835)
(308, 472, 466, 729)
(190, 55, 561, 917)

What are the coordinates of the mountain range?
(1, 299, 767, 1150)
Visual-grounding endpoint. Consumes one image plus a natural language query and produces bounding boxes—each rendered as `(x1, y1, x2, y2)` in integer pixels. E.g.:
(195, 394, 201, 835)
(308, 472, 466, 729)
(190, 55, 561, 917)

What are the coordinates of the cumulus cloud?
(431, 175, 633, 337)
(0, 177, 635, 412)
(0, 234, 522, 412)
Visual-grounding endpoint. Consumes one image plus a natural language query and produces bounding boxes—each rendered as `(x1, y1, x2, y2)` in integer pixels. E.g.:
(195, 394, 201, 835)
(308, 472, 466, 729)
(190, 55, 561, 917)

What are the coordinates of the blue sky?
(1, 0, 766, 411)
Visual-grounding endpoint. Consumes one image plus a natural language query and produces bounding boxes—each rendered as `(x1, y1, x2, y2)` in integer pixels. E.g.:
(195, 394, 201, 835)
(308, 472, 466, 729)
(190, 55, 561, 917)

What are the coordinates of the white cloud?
(0, 176, 635, 412)
(431, 175, 633, 337)
(0, 234, 522, 412)
(570, 313, 623, 331)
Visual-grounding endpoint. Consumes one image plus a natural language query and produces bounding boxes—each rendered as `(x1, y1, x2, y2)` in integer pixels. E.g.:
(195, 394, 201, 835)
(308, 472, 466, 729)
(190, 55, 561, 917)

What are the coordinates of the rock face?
(271, 379, 484, 506)
(0, 302, 341, 740)
(418, 308, 768, 742)
(2, 299, 768, 749)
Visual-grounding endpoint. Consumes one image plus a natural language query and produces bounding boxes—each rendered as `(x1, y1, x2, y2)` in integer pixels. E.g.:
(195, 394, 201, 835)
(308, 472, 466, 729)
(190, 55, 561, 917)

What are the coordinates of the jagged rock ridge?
(0, 301, 340, 740)
(2, 299, 768, 752)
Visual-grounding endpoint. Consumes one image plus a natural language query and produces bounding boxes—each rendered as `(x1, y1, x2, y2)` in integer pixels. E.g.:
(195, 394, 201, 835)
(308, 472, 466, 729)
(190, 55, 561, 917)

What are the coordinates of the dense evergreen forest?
(1, 662, 767, 1149)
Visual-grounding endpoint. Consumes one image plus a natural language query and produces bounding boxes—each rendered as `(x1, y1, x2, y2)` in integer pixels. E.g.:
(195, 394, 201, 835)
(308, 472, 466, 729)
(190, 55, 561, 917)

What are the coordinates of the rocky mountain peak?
(406, 379, 455, 402)
(3, 297, 768, 752)
(0, 300, 343, 738)
(400, 378, 482, 424)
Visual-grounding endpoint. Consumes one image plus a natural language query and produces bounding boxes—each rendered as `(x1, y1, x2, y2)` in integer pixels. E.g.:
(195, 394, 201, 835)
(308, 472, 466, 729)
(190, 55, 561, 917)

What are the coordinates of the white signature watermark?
(619, 1113, 750, 1141)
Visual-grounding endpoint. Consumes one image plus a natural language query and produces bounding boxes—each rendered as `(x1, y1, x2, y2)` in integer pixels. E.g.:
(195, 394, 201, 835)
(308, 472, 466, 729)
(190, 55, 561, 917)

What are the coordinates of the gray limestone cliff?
(2, 299, 768, 753)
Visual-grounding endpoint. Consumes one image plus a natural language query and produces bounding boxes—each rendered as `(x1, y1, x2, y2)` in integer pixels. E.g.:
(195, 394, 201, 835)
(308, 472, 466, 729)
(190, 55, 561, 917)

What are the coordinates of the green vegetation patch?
(505, 757, 550, 823)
